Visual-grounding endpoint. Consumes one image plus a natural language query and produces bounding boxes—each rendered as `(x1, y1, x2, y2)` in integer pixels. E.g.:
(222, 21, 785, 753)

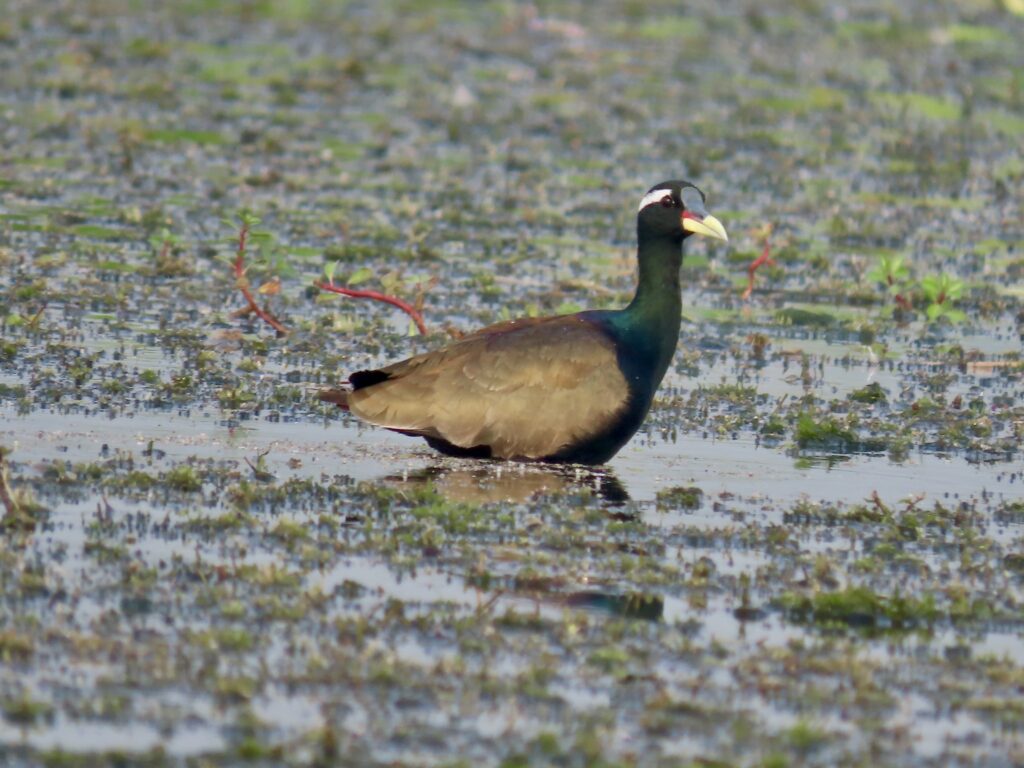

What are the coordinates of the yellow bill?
(682, 213, 728, 242)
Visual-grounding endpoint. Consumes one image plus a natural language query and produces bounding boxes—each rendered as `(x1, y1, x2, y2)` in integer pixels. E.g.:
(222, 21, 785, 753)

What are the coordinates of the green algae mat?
(1, 1, 1023, 766)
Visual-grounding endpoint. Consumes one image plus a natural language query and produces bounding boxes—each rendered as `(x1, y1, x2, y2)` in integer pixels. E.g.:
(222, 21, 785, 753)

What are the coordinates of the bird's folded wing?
(348, 316, 630, 459)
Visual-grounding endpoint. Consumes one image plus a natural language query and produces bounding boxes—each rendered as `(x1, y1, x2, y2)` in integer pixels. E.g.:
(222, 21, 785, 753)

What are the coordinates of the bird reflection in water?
(378, 464, 658, 620)
(379, 463, 631, 506)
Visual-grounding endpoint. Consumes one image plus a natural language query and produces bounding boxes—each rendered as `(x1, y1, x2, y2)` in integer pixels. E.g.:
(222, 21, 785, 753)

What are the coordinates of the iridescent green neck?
(612, 231, 685, 384)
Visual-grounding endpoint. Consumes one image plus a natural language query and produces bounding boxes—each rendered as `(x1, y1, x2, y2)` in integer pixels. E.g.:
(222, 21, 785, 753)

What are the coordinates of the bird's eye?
(661, 195, 674, 208)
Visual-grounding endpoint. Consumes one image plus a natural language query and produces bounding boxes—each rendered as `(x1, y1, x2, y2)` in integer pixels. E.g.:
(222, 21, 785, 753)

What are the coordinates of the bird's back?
(337, 313, 635, 461)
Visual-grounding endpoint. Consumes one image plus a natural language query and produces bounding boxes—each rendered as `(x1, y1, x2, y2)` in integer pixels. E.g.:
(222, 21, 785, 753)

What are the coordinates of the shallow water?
(5, 404, 1018, 509)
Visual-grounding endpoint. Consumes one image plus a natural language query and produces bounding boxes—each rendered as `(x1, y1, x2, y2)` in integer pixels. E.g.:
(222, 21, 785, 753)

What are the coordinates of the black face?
(637, 180, 709, 240)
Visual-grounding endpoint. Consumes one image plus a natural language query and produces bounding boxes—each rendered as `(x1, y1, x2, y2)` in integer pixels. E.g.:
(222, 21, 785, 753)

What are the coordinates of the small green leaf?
(276, 261, 295, 278)
(868, 253, 909, 288)
(379, 270, 401, 293)
(920, 275, 942, 303)
(323, 261, 338, 282)
(346, 267, 373, 285)
(926, 303, 943, 321)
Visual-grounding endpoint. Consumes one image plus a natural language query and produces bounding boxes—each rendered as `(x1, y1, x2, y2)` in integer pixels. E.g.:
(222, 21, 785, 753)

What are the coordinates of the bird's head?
(637, 181, 728, 243)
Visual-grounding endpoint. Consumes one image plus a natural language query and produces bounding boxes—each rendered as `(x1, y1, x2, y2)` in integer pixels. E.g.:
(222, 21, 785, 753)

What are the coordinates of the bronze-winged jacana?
(320, 181, 728, 464)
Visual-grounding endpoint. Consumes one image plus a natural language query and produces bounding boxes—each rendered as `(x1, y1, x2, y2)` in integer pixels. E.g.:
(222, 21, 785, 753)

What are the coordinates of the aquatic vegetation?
(848, 382, 887, 404)
(741, 240, 778, 300)
(867, 252, 912, 310)
(226, 211, 289, 335)
(920, 272, 966, 323)
(656, 485, 704, 510)
(777, 586, 940, 631)
(795, 413, 885, 453)
(867, 253, 968, 323)
(0, 449, 45, 532)
(319, 258, 429, 336)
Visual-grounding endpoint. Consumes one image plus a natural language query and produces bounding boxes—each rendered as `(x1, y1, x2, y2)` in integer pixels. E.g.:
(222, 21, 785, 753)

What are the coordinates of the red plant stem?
(742, 242, 776, 300)
(315, 280, 428, 336)
(233, 223, 289, 335)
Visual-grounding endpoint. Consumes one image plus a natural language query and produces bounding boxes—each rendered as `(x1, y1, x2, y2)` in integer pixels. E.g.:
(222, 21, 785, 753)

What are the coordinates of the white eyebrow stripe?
(638, 188, 672, 212)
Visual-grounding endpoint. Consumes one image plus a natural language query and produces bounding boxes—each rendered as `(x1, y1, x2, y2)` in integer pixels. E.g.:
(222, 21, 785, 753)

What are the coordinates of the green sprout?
(868, 255, 966, 323)
(920, 273, 966, 323)
(148, 227, 182, 256)
(866, 253, 910, 293)
(867, 253, 912, 313)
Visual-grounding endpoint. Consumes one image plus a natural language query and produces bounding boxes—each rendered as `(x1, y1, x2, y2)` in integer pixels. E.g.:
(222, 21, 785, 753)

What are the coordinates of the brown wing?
(346, 315, 630, 459)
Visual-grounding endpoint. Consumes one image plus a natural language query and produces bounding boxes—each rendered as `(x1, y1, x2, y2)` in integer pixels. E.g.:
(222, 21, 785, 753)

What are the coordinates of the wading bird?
(321, 181, 727, 464)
